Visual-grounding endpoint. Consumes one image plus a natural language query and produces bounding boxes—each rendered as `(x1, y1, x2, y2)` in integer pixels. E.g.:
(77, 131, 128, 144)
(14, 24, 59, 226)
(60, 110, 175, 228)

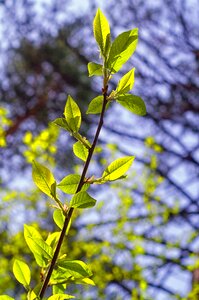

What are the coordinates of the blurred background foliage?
(0, 0, 199, 299)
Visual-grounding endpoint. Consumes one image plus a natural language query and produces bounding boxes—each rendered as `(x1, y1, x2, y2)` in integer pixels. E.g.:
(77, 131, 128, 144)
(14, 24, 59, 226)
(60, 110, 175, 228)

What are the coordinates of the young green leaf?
(70, 191, 96, 209)
(48, 295, 75, 300)
(88, 62, 103, 77)
(92, 174, 127, 184)
(53, 211, 72, 236)
(0, 296, 15, 300)
(86, 96, 104, 114)
(51, 182, 57, 199)
(58, 259, 92, 277)
(66, 218, 72, 236)
(27, 238, 53, 267)
(73, 141, 89, 162)
(73, 133, 91, 149)
(46, 232, 61, 249)
(64, 95, 81, 133)
(79, 278, 95, 286)
(104, 33, 111, 59)
(24, 224, 53, 267)
(58, 174, 89, 194)
(102, 156, 135, 181)
(116, 68, 135, 95)
(13, 259, 31, 288)
(51, 259, 93, 284)
(107, 29, 138, 73)
(116, 94, 146, 116)
(24, 224, 43, 240)
(27, 290, 39, 300)
(53, 209, 65, 230)
(93, 8, 110, 57)
(58, 174, 80, 194)
(32, 161, 56, 198)
(52, 118, 71, 132)
(52, 283, 66, 295)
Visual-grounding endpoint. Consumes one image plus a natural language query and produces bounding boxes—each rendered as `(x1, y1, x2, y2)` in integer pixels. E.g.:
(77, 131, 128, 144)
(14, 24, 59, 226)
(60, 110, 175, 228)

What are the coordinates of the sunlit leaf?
(104, 33, 111, 59)
(88, 62, 103, 77)
(13, 259, 31, 287)
(47, 294, 75, 300)
(102, 156, 135, 181)
(93, 175, 127, 184)
(26, 239, 53, 267)
(107, 29, 138, 73)
(27, 290, 39, 300)
(51, 182, 57, 199)
(46, 232, 61, 249)
(79, 278, 95, 286)
(52, 283, 66, 295)
(73, 141, 89, 162)
(52, 211, 71, 236)
(86, 96, 104, 114)
(0, 296, 15, 300)
(24, 224, 43, 240)
(53, 209, 65, 229)
(93, 8, 110, 57)
(52, 118, 71, 132)
(58, 174, 89, 194)
(116, 68, 135, 94)
(117, 94, 146, 115)
(70, 191, 96, 209)
(32, 161, 56, 198)
(24, 224, 53, 267)
(64, 95, 81, 133)
(50, 259, 93, 284)
(58, 259, 92, 277)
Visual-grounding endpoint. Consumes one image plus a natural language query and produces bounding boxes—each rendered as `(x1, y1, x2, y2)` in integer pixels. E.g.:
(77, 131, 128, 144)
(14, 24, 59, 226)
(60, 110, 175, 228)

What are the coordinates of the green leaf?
(58, 174, 89, 194)
(32, 161, 56, 198)
(88, 62, 103, 77)
(52, 283, 66, 295)
(48, 295, 75, 300)
(53, 209, 65, 229)
(93, 8, 110, 57)
(58, 174, 81, 194)
(73, 141, 89, 161)
(93, 175, 127, 184)
(24, 224, 43, 240)
(27, 239, 53, 267)
(72, 132, 91, 149)
(64, 95, 81, 133)
(79, 278, 95, 286)
(70, 191, 96, 209)
(116, 68, 135, 94)
(104, 33, 111, 59)
(51, 182, 57, 199)
(46, 232, 61, 249)
(86, 96, 104, 114)
(27, 290, 39, 300)
(0, 296, 15, 300)
(102, 156, 135, 181)
(24, 224, 53, 267)
(52, 118, 71, 132)
(50, 259, 93, 284)
(13, 259, 31, 288)
(58, 259, 92, 277)
(116, 94, 146, 116)
(107, 29, 138, 73)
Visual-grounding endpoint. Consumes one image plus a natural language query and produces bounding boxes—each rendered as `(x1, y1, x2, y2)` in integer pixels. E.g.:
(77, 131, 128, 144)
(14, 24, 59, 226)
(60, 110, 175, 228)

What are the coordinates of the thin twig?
(39, 86, 108, 298)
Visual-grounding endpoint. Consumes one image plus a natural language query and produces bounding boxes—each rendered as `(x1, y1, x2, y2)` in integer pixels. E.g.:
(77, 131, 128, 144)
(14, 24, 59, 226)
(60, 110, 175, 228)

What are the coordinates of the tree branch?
(39, 87, 108, 298)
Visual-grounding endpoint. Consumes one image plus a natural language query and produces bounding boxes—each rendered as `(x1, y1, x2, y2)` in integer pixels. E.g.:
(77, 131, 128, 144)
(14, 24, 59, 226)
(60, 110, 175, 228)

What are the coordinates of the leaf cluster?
(3, 8, 146, 300)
